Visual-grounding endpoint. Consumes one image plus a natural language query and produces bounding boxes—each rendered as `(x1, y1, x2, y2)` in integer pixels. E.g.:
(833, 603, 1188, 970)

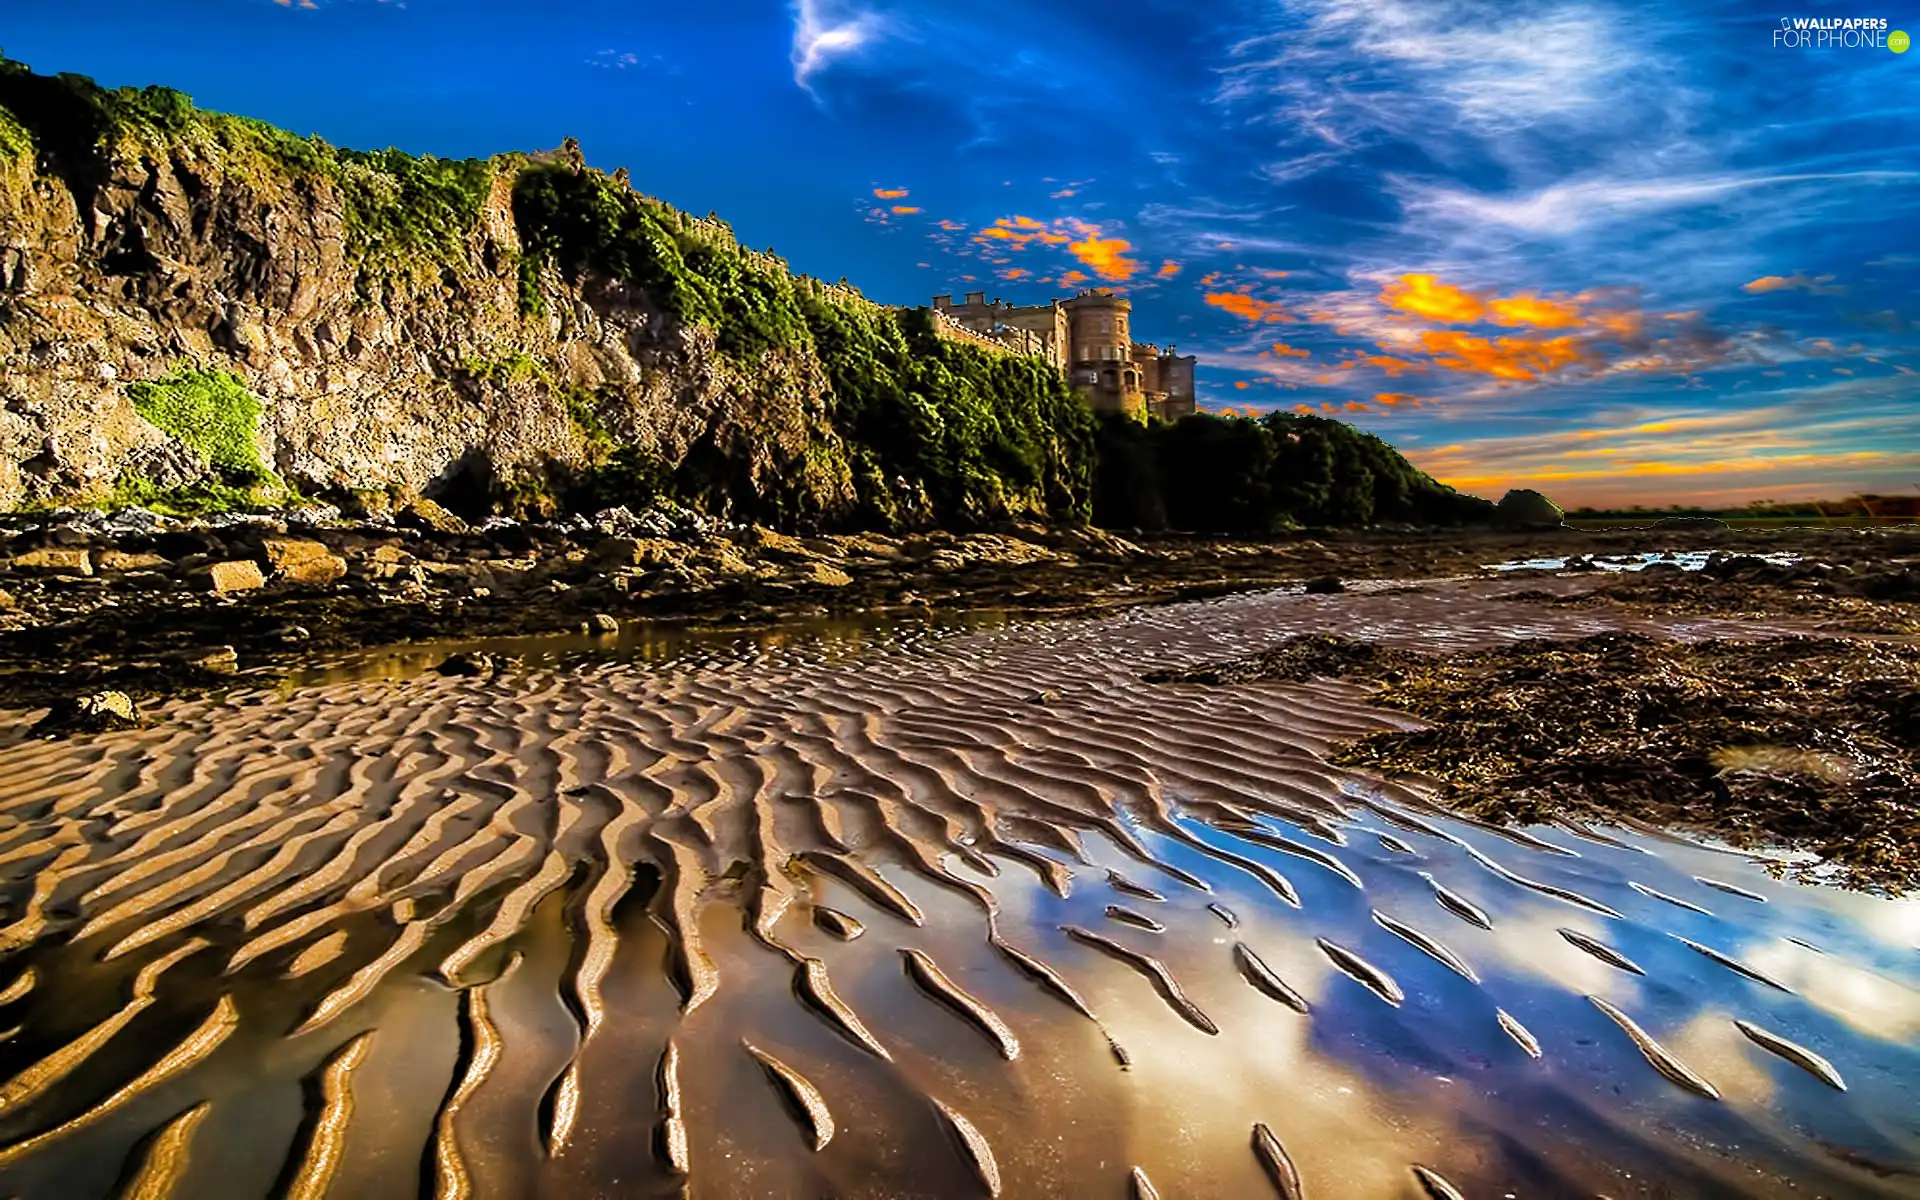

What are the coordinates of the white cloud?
(1217, 0, 1676, 151)
(1398, 170, 1920, 235)
(791, 0, 884, 90)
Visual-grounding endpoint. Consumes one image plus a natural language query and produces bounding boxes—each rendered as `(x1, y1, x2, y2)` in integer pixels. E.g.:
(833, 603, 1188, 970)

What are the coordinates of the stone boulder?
(397, 497, 469, 536)
(435, 651, 498, 677)
(200, 560, 266, 593)
(8, 547, 92, 576)
(1303, 576, 1346, 594)
(593, 536, 688, 570)
(32, 691, 140, 737)
(795, 561, 854, 588)
(96, 550, 171, 573)
(1494, 489, 1564, 530)
(740, 525, 818, 562)
(261, 537, 348, 585)
(194, 645, 240, 674)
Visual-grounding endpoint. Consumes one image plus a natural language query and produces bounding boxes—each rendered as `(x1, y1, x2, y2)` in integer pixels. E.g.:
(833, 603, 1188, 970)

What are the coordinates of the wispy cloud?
(1399, 170, 1919, 236)
(791, 0, 884, 90)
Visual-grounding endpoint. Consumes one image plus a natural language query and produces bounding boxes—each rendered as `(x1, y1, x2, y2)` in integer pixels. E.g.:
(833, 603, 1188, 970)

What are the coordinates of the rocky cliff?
(0, 59, 1094, 529)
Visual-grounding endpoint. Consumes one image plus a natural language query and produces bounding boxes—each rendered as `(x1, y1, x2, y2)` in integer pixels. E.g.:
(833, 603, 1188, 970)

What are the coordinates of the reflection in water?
(0, 582, 1915, 1197)
(283, 609, 1021, 689)
(1483, 549, 1800, 573)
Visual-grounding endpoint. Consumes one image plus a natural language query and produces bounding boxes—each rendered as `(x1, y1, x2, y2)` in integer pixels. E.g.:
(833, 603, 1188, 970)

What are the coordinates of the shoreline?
(4, 512, 1915, 714)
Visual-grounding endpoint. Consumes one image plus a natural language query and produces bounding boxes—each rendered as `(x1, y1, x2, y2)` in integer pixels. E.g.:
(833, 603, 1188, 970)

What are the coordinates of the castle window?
(1099, 316, 1112, 333)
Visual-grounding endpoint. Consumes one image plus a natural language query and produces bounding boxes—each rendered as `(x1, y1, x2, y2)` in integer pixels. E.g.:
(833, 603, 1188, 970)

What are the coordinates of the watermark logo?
(1772, 16, 1902, 50)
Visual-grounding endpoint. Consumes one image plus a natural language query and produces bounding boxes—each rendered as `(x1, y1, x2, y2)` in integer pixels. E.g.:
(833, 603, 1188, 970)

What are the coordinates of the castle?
(931, 290, 1198, 422)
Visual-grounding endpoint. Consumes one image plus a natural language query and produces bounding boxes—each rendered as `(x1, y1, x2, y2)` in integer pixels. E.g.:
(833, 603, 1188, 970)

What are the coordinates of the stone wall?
(927, 309, 1042, 357)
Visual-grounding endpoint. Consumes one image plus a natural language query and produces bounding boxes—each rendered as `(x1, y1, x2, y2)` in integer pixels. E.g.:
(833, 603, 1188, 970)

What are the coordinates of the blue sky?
(6, 0, 1919, 506)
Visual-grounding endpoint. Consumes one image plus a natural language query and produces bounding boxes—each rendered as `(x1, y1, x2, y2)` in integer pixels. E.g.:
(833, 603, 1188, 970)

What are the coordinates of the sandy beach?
(0, 579, 1915, 1197)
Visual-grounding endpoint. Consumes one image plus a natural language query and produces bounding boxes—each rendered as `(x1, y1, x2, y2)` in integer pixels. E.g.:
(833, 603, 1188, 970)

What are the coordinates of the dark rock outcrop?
(31, 690, 140, 736)
(1494, 489, 1564, 530)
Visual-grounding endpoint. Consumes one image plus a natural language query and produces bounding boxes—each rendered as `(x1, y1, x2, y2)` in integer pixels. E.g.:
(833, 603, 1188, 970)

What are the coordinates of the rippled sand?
(0, 582, 1917, 1198)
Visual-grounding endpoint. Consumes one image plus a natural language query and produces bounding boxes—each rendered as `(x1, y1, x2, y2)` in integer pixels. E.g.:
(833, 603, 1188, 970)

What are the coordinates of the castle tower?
(1063, 292, 1144, 416)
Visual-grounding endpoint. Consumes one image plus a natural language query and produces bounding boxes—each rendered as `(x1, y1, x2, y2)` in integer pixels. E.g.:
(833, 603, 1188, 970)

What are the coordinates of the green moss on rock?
(126, 367, 270, 480)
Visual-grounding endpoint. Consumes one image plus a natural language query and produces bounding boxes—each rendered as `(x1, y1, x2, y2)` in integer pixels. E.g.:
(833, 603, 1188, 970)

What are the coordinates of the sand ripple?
(0, 583, 1915, 1196)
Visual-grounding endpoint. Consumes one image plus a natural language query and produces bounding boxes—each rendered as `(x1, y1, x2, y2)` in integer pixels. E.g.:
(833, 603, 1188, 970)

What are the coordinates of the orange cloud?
(873, 187, 910, 200)
(1050, 188, 1078, 198)
(973, 215, 1071, 248)
(891, 205, 921, 215)
(1372, 392, 1421, 407)
(1488, 292, 1583, 330)
(1418, 330, 1587, 381)
(1342, 400, 1370, 413)
(1381, 274, 1487, 323)
(1205, 292, 1294, 323)
(1590, 309, 1644, 340)
(1267, 341, 1311, 359)
(1065, 221, 1141, 281)
(1341, 351, 1424, 377)
(1001, 267, 1030, 280)
(937, 219, 966, 232)
(1156, 261, 1181, 279)
(1742, 275, 1792, 293)
(1059, 269, 1090, 287)
(1234, 381, 1251, 390)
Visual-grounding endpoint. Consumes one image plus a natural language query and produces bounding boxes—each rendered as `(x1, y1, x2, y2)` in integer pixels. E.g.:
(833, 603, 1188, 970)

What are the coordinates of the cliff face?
(0, 62, 1091, 529)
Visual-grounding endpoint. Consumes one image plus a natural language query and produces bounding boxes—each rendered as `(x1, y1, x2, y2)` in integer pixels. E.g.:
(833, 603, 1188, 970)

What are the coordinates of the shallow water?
(1484, 550, 1801, 573)
(0, 582, 1914, 1198)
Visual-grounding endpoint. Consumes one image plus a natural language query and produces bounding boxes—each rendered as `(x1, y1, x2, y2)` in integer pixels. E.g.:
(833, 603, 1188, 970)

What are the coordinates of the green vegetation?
(1094, 411, 1490, 533)
(0, 104, 30, 160)
(1568, 495, 1920, 522)
(0, 54, 491, 276)
(794, 300, 1095, 528)
(126, 368, 270, 480)
(106, 476, 289, 517)
(512, 164, 809, 358)
(115, 367, 299, 514)
(335, 147, 493, 274)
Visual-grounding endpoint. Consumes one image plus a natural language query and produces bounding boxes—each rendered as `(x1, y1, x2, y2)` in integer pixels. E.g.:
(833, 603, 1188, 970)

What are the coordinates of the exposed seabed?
(0, 582, 1914, 1198)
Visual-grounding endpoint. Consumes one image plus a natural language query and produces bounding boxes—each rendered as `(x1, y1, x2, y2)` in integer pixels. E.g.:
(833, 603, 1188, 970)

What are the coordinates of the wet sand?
(0, 581, 1917, 1197)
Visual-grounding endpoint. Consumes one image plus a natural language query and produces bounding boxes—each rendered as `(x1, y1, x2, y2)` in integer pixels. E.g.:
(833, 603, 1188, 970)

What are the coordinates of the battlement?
(927, 308, 1049, 357)
(924, 289, 1192, 417)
